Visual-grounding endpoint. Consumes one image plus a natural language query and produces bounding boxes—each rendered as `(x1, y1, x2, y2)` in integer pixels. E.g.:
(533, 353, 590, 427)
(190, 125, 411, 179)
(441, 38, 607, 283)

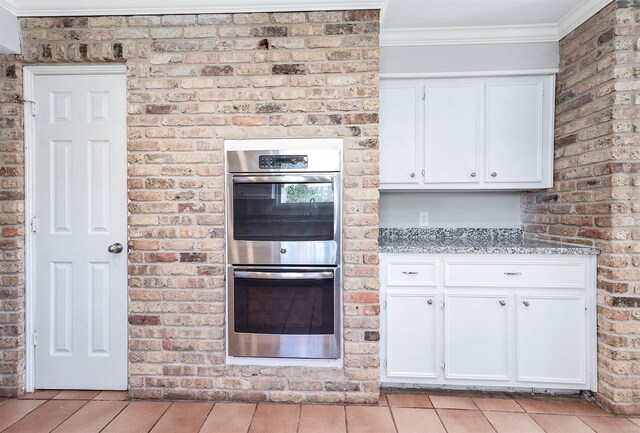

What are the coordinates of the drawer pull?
(504, 272, 522, 276)
(427, 299, 433, 305)
(523, 301, 530, 307)
(499, 300, 506, 306)
(402, 271, 419, 275)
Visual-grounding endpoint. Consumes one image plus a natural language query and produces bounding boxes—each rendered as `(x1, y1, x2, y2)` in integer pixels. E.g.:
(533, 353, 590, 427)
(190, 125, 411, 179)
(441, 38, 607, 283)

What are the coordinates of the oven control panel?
(259, 154, 309, 170)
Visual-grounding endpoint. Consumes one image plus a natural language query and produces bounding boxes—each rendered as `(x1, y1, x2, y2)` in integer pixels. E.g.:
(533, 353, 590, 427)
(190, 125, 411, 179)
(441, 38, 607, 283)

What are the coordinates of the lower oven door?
(228, 266, 341, 359)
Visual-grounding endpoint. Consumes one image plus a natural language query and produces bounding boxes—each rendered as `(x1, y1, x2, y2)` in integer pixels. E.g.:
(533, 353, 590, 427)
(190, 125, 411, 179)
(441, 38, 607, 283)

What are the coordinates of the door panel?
(424, 82, 481, 184)
(444, 293, 510, 380)
(516, 294, 586, 384)
(34, 71, 127, 390)
(379, 81, 421, 185)
(485, 76, 544, 183)
(386, 292, 438, 378)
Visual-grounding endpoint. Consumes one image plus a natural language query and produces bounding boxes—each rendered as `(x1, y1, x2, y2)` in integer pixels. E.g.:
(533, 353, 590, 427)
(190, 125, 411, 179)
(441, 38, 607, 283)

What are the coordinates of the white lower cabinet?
(381, 254, 597, 391)
(444, 294, 510, 381)
(386, 292, 438, 379)
(516, 294, 586, 384)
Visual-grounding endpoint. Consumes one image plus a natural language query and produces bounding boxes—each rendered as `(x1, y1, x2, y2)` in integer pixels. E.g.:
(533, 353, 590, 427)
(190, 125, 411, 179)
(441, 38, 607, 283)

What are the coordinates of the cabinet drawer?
(444, 260, 585, 288)
(386, 260, 438, 286)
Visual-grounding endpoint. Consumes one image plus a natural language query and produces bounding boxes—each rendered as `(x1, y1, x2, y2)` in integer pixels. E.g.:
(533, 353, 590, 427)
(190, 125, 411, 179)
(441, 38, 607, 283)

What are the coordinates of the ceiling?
(0, 0, 614, 46)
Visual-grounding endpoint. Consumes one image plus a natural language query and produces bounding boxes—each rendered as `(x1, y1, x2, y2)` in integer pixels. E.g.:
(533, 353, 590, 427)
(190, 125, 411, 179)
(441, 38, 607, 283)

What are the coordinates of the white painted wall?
(380, 42, 559, 74)
(0, 6, 20, 54)
(379, 192, 522, 228)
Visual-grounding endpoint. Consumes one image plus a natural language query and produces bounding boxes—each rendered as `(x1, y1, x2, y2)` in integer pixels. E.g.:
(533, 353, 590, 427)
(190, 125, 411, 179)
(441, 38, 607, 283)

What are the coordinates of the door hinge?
(441, 300, 445, 310)
(383, 300, 387, 308)
(24, 99, 36, 117)
(33, 330, 38, 346)
(422, 88, 426, 100)
(441, 360, 445, 370)
(31, 216, 38, 233)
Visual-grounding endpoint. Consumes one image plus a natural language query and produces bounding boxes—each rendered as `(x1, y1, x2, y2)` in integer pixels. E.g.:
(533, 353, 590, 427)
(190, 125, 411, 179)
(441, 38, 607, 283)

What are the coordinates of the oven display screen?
(259, 155, 308, 170)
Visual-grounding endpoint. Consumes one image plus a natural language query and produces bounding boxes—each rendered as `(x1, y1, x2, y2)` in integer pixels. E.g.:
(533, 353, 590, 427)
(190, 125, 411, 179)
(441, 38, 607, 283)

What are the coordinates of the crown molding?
(558, 0, 613, 39)
(380, 23, 559, 47)
(9, 0, 384, 16)
(0, 0, 17, 15)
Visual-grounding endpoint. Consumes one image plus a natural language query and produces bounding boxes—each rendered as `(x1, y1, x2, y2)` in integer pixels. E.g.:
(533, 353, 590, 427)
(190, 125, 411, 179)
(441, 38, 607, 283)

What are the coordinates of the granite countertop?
(379, 228, 600, 255)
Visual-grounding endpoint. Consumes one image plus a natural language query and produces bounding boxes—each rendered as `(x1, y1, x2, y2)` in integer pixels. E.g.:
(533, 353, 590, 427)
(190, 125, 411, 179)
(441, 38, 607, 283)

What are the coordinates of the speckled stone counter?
(379, 228, 600, 255)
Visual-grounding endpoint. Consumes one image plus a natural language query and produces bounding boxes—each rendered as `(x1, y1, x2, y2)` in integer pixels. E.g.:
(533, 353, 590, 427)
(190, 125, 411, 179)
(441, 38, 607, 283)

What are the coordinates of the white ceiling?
(383, 0, 580, 28)
(0, 0, 614, 46)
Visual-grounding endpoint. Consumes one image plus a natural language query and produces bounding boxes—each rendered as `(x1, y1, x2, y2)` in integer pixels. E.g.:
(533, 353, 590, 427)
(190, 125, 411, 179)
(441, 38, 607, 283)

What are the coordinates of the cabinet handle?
(523, 301, 530, 307)
(402, 271, 418, 275)
(422, 169, 425, 177)
(504, 272, 522, 276)
(470, 172, 477, 177)
(499, 300, 506, 306)
(427, 299, 433, 305)
(410, 172, 415, 178)
(491, 172, 498, 177)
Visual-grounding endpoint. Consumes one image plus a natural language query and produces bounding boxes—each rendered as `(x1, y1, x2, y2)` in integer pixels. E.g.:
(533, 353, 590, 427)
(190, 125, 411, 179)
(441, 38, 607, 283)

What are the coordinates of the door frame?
(23, 64, 128, 392)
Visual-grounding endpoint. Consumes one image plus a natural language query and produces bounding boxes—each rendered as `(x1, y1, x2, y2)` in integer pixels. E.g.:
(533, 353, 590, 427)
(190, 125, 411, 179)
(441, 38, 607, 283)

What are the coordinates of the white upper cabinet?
(424, 81, 481, 184)
(379, 81, 421, 185)
(379, 74, 555, 190)
(485, 76, 546, 185)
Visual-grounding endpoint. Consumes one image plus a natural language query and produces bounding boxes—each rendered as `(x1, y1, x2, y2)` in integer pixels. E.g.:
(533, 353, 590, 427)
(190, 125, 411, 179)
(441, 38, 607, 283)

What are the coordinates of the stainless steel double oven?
(226, 140, 342, 359)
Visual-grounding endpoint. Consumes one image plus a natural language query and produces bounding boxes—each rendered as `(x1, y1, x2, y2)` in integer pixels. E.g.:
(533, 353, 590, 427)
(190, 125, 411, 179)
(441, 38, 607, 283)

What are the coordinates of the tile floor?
(1, 390, 639, 433)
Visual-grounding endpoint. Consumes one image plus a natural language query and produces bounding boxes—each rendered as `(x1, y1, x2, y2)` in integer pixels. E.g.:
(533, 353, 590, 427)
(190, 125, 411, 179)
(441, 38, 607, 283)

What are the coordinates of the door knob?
(108, 243, 124, 254)
(491, 172, 497, 177)
(409, 172, 415, 178)
(470, 172, 477, 177)
(523, 301, 530, 307)
(499, 300, 506, 306)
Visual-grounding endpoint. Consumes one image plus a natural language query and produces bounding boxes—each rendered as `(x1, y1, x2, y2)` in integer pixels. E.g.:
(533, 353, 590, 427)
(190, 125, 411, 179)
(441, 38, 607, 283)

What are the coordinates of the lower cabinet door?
(516, 294, 586, 384)
(444, 293, 510, 380)
(386, 292, 438, 378)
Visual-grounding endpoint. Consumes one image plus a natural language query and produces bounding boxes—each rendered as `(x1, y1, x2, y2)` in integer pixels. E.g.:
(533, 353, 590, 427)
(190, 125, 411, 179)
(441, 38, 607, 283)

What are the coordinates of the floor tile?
(346, 406, 396, 433)
(93, 391, 129, 401)
(437, 409, 496, 433)
(3, 400, 87, 433)
(531, 414, 596, 433)
(200, 403, 256, 433)
(150, 402, 213, 433)
(52, 401, 128, 433)
(298, 405, 346, 433)
(430, 395, 478, 410)
(102, 401, 171, 433)
(631, 419, 640, 427)
(387, 393, 433, 408)
(52, 390, 101, 400)
(484, 411, 544, 433)
(580, 416, 640, 433)
(516, 399, 608, 416)
(0, 399, 47, 431)
(18, 390, 61, 400)
(248, 403, 300, 433)
(473, 398, 524, 412)
(392, 408, 446, 433)
(379, 395, 389, 407)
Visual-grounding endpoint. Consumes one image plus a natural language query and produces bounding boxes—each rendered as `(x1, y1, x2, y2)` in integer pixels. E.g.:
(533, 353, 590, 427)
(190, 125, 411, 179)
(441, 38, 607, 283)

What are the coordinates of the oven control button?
(280, 248, 287, 254)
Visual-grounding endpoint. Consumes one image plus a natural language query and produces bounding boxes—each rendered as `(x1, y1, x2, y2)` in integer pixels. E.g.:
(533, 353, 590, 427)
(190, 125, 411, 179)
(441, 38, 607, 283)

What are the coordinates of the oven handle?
(233, 271, 334, 280)
(232, 175, 334, 184)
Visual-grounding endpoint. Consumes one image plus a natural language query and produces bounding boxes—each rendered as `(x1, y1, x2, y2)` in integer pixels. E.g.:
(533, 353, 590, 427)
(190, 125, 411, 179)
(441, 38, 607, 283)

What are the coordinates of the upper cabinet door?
(380, 81, 421, 186)
(485, 76, 549, 185)
(424, 81, 481, 184)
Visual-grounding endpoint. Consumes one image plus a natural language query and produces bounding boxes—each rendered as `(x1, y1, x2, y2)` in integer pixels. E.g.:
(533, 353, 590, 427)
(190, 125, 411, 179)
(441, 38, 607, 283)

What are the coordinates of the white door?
(424, 81, 481, 184)
(516, 294, 586, 384)
(379, 80, 421, 186)
(385, 292, 438, 379)
(444, 293, 510, 381)
(33, 71, 127, 390)
(485, 76, 546, 184)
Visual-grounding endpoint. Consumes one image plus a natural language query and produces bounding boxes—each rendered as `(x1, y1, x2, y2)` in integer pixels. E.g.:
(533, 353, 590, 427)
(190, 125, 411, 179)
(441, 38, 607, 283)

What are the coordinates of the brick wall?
(0, 11, 381, 402)
(0, 57, 24, 397)
(522, 1, 640, 415)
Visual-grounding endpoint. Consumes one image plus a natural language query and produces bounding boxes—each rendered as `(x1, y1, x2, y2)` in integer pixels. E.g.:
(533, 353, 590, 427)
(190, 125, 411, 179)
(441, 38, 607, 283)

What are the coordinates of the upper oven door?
(227, 174, 341, 265)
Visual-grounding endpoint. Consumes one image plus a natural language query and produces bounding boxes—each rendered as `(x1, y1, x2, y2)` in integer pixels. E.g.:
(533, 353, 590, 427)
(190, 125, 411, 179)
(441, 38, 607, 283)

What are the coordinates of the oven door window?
(234, 272, 335, 335)
(233, 180, 334, 241)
